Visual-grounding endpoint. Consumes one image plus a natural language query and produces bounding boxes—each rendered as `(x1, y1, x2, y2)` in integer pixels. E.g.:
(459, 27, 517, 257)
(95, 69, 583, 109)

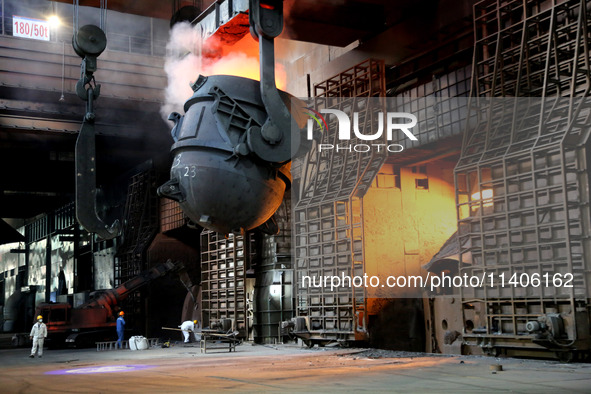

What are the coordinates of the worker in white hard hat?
(29, 315, 47, 358)
(179, 320, 199, 343)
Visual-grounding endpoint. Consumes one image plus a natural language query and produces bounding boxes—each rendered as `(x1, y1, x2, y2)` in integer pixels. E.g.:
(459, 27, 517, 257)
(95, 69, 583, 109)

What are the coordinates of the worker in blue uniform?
(116, 311, 126, 349)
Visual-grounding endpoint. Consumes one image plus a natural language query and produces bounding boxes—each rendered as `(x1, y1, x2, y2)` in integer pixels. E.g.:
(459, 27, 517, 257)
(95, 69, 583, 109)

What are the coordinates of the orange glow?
(161, 23, 287, 122)
(214, 34, 286, 90)
(220, 33, 259, 57)
(471, 189, 493, 207)
(363, 164, 458, 299)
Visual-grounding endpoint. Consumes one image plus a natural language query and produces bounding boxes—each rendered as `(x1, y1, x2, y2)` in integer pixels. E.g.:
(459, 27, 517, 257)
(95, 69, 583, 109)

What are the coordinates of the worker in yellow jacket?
(29, 315, 47, 358)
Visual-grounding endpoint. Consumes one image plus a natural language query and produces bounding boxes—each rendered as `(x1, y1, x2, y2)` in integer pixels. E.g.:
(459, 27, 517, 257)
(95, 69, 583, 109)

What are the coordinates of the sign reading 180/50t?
(13, 16, 50, 41)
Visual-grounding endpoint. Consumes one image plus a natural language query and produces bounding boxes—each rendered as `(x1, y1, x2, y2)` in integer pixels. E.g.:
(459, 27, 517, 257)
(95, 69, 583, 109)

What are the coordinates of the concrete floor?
(0, 343, 590, 393)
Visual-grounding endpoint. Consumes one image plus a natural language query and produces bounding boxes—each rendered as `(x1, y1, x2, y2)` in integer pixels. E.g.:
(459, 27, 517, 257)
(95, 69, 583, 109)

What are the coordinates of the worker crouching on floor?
(29, 315, 47, 358)
(179, 320, 200, 343)
(116, 311, 126, 349)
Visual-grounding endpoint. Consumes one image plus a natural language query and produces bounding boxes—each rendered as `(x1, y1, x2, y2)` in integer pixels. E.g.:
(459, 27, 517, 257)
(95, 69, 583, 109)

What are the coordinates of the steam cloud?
(160, 22, 286, 122)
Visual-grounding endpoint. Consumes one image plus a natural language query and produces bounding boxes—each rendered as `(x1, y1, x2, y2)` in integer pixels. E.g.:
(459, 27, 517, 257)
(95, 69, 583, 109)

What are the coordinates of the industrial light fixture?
(48, 15, 61, 27)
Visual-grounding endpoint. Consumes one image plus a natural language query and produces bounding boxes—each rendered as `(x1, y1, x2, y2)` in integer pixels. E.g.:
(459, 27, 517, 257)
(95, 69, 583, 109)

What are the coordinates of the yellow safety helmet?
(37, 315, 43, 320)
(193, 320, 198, 324)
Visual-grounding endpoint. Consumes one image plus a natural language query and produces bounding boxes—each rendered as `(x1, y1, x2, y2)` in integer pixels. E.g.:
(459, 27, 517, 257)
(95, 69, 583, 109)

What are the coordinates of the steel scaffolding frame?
(159, 199, 188, 233)
(200, 230, 254, 336)
(294, 59, 386, 342)
(456, 0, 591, 358)
(115, 169, 159, 319)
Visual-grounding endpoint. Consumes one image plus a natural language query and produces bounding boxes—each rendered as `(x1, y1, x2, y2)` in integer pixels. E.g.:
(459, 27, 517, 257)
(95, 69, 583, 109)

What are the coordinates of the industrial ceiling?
(50, 0, 431, 47)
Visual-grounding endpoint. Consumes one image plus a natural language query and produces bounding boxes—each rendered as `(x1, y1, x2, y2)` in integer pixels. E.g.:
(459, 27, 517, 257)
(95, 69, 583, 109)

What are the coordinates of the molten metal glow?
(161, 22, 287, 124)
(216, 34, 286, 89)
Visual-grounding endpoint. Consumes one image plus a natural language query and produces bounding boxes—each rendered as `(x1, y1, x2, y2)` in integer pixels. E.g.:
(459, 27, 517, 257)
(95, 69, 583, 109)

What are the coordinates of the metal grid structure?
(200, 230, 254, 337)
(389, 66, 472, 149)
(115, 169, 159, 319)
(159, 199, 188, 233)
(294, 59, 386, 342)
(24, 203, 76, 245)
(455, 0, 591, 358)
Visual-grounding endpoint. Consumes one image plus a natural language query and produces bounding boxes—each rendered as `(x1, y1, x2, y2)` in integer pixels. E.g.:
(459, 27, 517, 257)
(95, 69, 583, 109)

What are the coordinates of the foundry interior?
(0, 0, 590, 365)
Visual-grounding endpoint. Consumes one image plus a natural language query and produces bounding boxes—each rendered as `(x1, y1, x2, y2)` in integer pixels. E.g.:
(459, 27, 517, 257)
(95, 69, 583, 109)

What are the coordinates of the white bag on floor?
(129, 336, 149, 351)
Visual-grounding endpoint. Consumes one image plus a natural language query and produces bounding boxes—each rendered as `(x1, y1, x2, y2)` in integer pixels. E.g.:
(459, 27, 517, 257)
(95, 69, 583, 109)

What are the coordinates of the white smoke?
(160, 22, 203, 120)
(160, 22, 286, 122)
